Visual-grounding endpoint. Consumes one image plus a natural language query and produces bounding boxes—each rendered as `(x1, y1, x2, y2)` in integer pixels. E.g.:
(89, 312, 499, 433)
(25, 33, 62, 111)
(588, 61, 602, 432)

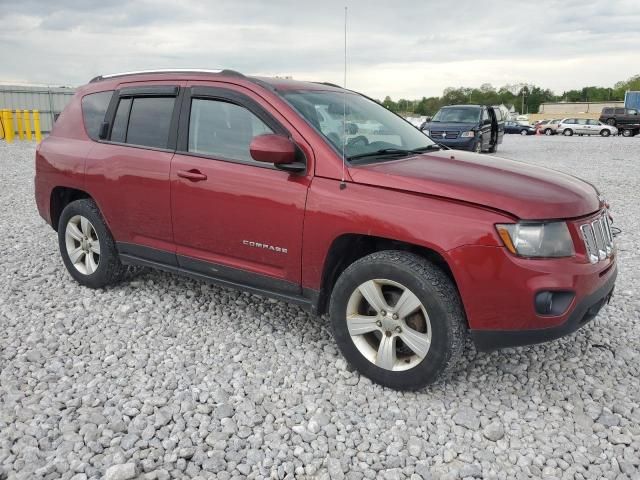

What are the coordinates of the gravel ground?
(0, 135, 639, 480)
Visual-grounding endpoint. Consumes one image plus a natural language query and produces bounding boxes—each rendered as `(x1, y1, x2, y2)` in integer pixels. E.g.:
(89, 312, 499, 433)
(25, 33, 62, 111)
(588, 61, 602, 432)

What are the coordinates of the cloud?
(1, 0, 639, 98)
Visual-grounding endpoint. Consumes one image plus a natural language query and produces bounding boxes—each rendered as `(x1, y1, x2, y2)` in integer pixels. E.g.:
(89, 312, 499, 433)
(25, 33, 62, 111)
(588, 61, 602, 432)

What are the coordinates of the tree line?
(379, 74, 640, 116)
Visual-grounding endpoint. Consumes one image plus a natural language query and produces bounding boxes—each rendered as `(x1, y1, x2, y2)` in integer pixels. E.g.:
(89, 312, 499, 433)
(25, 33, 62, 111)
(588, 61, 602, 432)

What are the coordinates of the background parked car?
(505, 121, 536, 135)
(534, 119, 549, 130)
(599, 107, 639, 127)
(557, 118, 618, 137)
(421, 104, 504, 153)
(539, 119, 563, 135)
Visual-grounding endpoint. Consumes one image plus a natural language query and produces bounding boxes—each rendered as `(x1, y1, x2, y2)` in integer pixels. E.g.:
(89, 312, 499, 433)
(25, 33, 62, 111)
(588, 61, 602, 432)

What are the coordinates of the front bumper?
(435, 137, 477, 151)
(447, 242, 618, 352)
(470, 265, 616, 351)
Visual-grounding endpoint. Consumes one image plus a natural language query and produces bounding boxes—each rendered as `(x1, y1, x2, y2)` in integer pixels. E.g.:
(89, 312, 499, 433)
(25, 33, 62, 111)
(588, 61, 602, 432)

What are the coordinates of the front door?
(170, 83, 312, 295)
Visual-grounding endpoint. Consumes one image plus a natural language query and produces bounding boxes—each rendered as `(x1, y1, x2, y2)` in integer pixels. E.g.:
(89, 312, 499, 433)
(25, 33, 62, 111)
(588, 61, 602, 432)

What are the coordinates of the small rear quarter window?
(81, 91, 113, 140)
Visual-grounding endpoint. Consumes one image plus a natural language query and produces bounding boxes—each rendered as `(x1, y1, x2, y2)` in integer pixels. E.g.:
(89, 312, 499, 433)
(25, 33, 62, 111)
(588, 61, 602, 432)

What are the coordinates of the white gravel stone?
(105, 463, 136, 480)
(0, 136, 639, 479)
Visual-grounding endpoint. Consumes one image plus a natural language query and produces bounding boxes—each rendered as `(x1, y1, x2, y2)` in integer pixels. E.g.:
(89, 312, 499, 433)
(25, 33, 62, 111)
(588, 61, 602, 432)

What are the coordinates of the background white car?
(557, 118, 618, 137)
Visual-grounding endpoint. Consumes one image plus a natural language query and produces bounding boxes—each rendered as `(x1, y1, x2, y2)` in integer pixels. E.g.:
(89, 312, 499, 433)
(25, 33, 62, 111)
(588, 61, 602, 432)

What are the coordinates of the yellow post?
(3, 110, 14, 143)
(33, 110, 42, 143)
(16, 110, 24, 140)
(23, 110, 32, 140)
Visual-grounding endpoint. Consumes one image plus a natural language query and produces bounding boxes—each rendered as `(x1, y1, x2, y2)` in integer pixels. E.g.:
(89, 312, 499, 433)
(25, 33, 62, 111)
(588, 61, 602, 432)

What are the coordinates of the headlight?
(496, 222, 575, 258)
(460, 131, 476, 138)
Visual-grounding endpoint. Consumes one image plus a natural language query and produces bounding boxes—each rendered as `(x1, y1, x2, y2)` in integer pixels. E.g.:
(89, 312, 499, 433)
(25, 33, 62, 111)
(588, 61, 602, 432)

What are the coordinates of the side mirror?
(249, 134, 305, 172)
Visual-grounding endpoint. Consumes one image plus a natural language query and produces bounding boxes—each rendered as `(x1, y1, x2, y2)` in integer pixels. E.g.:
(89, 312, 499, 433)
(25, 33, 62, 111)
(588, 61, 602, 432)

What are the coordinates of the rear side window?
(602, 108, 613, 114)
(188, 99, 274, 163)
(110, 96, 175, 149)
(81, 91, 113, 140)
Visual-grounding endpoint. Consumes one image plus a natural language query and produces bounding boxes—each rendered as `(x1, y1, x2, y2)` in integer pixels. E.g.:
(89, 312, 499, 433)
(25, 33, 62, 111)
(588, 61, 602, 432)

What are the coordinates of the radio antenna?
(340, 5, 348, 190)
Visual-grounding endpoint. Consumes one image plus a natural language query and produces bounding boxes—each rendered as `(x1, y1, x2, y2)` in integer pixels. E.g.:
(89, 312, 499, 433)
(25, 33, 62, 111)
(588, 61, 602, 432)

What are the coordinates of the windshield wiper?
(348, 145, 441, 161)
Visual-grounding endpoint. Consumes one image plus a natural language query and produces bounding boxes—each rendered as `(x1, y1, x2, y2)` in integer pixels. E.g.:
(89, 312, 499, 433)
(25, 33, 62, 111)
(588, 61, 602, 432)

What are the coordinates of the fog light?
(534, 291, 575, 316)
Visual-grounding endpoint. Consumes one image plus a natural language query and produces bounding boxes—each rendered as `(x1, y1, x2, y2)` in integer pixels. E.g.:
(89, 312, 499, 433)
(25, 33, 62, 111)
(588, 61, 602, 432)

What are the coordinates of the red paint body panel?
(34, 71, 615, 343)
(170, 153, 310, 284)
(301, 177, 508, 289)
(85, 143, 175, 251)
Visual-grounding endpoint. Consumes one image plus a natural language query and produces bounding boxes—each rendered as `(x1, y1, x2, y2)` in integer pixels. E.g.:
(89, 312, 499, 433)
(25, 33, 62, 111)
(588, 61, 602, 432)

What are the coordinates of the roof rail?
(89, 68, 245, 83)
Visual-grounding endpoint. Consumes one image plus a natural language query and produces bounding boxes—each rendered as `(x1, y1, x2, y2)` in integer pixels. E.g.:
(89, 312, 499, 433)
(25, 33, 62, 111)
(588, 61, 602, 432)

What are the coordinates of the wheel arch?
(50, 186, 93, 231)
(314, 233, 461, 317)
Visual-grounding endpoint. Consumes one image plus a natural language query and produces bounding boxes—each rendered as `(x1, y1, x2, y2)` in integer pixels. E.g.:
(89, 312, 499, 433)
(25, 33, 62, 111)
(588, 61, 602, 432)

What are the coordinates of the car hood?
(348, 150, 601, 219)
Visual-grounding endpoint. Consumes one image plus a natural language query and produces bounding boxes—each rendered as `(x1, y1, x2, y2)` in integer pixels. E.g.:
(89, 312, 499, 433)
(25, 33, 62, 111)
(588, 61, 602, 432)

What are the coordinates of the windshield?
(280, 90, 436, 162)
(432, 107, 481, 123)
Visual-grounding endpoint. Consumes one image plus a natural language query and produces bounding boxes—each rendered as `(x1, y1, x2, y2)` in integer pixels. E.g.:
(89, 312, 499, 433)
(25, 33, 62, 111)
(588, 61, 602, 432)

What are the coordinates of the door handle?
(177, 169, 207, 181)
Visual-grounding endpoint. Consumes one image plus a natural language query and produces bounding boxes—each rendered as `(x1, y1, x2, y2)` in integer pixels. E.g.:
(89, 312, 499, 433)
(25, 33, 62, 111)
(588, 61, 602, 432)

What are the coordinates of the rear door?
(169, 82, 313, 294)
(85, 82, 183, 260)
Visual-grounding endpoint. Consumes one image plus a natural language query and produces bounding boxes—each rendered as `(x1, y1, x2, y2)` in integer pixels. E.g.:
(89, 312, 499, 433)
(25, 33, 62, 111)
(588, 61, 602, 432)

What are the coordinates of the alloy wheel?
(65, 215, 101, 275)
(345, 279, 432, 371)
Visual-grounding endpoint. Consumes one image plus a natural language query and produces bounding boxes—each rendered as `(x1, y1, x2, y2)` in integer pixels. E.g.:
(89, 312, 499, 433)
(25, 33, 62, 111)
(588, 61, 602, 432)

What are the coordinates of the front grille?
(580, 211, 614, 264)
(430, 130, 459, 139)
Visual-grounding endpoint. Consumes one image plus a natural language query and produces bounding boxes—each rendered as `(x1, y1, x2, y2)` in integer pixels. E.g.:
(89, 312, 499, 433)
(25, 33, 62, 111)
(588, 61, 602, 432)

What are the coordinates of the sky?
(1, 0, 639, 99)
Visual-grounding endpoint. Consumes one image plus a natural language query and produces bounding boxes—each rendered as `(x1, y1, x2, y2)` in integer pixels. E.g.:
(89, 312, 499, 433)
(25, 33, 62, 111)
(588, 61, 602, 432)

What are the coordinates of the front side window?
(614, 108, 625, 114)
(188, 99, 273, 163)
(109, 96, 175, 149)
(81, 91, 113, 140)
(281, 90, 437, 163)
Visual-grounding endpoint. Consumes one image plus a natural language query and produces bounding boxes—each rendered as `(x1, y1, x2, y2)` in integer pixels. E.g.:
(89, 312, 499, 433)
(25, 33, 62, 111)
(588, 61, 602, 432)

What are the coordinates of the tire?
(600, 129, 611, 137)
(606, 118, 616, 126)
(473, 138, 482, 153)
(58, 199, 126, 288)
(488, 143, 498, 153)
(329, 251, 466, 390)
(622, 129, 633, 137)
(520, 129, 528, 136)
(563, 128, 573, 136)
(544, 128, 553, 135)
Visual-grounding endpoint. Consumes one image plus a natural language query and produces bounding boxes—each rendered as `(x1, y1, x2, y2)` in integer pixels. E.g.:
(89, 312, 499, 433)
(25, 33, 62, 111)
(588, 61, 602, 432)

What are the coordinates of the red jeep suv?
(35, 69, 617, 390)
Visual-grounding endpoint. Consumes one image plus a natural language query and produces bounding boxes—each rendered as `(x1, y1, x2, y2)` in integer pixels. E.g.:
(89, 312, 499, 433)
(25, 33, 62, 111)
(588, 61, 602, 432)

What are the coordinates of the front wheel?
(329, 251, 466, 390)
(58, 199, 126, 288)
(544, 128, 553, 135)
(622, 129, 633, 137)
(473, 138, 482, 153)
(563, 128, 574, 136)
(520, 129, 528, 136)
(600, 129, 611, 137)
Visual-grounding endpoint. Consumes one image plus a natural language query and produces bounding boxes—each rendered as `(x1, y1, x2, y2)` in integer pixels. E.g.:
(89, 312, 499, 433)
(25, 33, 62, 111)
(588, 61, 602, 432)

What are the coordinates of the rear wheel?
(600, 129, 611, 137)
(622, 129, 634, 137)
(563, 128, 574, 136)
(606, 118, 616, 126)
(58, 199, 126, 288)
(329, 251, 466, 390)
